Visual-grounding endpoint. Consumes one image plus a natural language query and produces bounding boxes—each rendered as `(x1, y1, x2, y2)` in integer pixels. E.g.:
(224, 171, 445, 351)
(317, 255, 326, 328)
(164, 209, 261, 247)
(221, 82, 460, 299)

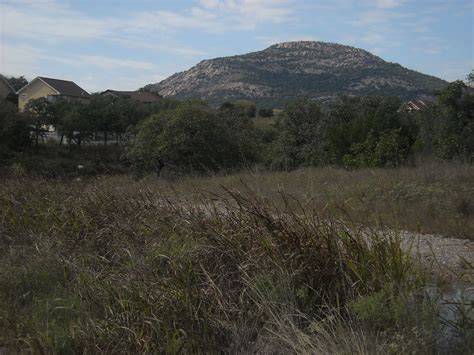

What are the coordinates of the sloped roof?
(400, 98, 434, 112)
(0, 75, 16, 94)
(102, 89, 162, 103)
(38, 77, 91, 98)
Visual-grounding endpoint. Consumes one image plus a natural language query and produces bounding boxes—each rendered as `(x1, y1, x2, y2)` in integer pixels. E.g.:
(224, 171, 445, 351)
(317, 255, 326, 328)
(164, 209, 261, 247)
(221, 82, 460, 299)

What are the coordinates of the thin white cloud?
(130, 0, 294, 33)
(0, 44, 43, 79)
(0, 2, 114, 41)
(1, 0, 294, 55)
(0, 0, 205, 56)
(0, 42, 156, 77)
(374, 0, 403, 9)
(362, 32, 385, 44)
(82, 73, 169, 93)
(78, 56, 156, 71)
(354, 9, 397, 26)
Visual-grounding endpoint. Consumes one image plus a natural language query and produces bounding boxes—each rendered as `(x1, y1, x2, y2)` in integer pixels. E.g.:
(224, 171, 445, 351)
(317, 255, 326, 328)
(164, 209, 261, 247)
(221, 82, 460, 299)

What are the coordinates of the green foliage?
(258, 107, 274, 117)
(0, 100, 30, 163)
(467, 70, 474, 88)
(1, 77, 471, 174)
(417, 81, 473, 161)
(273, 96, 416, 169)
(326, 96, 415, 167)
(343, 128, 411, 168)
(24, 97, 55, 147)
(4, 75, 28, 91)
(52, 99, 92, 146)
(349, 285, 438, 353)
(128, 101, 258, 175)
(220, 100, 257, 118)
(10, 144, 127, 177)
(273, 99, 324, 169)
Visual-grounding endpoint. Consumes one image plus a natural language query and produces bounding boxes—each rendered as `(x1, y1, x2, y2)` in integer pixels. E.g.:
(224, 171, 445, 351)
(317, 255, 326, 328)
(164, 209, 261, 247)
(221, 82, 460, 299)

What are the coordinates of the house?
(17, 76, 91, 111)
(400, 98, 434, 112)
(0, 75, 16, 101)
(101, 89, 162, 103)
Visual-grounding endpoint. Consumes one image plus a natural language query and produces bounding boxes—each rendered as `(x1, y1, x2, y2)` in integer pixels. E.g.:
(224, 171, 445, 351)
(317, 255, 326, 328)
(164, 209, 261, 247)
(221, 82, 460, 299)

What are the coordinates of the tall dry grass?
(0, 166, 472, 353)
(146, 160, 474, 240)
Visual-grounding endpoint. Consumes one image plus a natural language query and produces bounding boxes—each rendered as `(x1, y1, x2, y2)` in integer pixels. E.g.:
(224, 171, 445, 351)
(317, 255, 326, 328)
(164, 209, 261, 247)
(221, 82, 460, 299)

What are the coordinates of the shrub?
(127, 102, 258, 175)
(343, 128, 411, 168)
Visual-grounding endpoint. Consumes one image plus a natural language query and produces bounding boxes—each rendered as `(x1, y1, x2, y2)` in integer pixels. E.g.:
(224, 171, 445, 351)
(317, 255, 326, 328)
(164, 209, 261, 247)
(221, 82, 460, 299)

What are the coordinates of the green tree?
(418, 81, 474, 161)
(221, 100, 256, 118)
(87, 94, 147, 146)
(128, 102, 255, 175)
(466, 70, 473, 88)
(0, 100, 30, 163)
(5, 75, 28, 91)
(24, 98, 54, 147)
(343, 128, 411, 168)
(273, 99, 324, 169)
(326, 96, 415, 167)
(218, 101, 260, 164)
(52, 100, 93, 147)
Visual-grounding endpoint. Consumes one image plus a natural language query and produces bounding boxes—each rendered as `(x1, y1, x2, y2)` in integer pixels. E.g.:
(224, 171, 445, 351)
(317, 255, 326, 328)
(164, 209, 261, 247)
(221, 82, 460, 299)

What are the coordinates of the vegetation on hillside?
(146, 41, 448, 107)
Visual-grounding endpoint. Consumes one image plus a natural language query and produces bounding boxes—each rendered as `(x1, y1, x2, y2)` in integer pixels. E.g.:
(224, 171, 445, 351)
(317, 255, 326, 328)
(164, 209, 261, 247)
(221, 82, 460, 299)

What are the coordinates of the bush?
(0, 100, 30, 164)
(343, 128, 411, 168)
(127, 102, 259, 175)
(416, 81, 473, 161)
(273, 99, 324, 169)
(258, 107, 274, 117)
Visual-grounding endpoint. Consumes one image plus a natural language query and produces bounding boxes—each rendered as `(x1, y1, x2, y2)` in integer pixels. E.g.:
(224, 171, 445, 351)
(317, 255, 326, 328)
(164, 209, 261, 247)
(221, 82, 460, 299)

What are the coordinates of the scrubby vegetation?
(1, 79, 472, 177)
(1, 175, 472, 353)
(0, 75, 472, 353)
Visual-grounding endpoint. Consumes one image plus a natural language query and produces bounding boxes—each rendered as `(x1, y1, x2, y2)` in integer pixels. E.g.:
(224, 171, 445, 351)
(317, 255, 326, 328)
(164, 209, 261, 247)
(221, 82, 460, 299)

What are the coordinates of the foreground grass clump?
(0, 177, 470, 353)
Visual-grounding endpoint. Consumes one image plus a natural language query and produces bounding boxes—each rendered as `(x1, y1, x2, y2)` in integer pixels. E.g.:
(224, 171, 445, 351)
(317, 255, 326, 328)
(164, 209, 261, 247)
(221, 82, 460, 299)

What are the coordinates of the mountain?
(145, 41, 448, 107)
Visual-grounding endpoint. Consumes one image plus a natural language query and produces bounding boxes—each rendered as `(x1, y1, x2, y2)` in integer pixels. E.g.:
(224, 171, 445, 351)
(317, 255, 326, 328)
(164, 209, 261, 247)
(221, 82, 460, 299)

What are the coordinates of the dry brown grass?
(140, 160, 473, 240)
(0, 161, 472, 353)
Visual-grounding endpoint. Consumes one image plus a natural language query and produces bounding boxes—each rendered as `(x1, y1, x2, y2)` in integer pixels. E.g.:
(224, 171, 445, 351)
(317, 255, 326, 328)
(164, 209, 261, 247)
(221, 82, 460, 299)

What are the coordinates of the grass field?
(0, 162, 473, 353)
(141, 160, 474, 240)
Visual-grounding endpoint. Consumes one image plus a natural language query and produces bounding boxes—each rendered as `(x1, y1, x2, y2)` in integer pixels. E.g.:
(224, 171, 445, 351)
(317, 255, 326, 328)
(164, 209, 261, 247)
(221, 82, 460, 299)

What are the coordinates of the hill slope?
(145, 41, 447, 107)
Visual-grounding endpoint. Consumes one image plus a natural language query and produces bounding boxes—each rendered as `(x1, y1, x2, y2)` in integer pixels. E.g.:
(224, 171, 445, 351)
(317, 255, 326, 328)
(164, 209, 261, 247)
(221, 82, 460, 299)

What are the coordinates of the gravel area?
(398, 231, 474, 282)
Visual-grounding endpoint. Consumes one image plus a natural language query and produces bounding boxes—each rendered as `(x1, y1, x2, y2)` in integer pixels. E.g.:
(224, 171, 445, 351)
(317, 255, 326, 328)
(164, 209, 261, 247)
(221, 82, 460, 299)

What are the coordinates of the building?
(400, 98, 435, 112)
(101, 89, 162, 103)
(0, 75, 16, 101)
(17, 76, 91, 111)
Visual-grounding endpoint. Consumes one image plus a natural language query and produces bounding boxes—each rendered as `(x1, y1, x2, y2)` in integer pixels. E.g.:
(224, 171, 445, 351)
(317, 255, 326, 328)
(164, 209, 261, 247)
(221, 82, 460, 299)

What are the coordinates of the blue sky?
(1, 0, 472, 93)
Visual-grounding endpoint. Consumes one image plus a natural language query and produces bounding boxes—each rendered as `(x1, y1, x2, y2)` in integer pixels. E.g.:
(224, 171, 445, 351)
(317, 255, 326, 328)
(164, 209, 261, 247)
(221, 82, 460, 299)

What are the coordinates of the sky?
(1, 0, 472, 93)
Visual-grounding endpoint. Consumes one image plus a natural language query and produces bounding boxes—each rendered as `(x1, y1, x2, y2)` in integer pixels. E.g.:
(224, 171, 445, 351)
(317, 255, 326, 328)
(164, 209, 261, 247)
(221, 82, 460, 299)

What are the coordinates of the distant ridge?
(145, 41, 448, 107)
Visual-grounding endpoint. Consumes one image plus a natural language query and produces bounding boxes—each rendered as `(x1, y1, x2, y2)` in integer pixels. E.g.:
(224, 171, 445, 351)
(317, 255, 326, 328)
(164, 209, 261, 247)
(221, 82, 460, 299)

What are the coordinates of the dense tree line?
(0, 78, 472, 174)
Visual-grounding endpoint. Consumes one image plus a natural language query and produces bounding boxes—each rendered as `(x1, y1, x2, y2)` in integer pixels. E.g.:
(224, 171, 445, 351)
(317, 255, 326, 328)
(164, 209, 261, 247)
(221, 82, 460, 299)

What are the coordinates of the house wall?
(18, 79, 58, 111)
(0, 79, 14, 98)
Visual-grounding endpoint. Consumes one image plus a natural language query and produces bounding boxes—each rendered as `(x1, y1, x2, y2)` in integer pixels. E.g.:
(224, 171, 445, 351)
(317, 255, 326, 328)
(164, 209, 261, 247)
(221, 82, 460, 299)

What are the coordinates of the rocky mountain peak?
(144, 42, 447, 107)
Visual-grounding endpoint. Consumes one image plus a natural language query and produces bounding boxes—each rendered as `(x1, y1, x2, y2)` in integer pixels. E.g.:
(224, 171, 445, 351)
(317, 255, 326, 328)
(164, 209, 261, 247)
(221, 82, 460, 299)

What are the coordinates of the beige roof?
(0, 75, 16, 94)
(102, 89, 162, 103)
(17, 77, 90, 98)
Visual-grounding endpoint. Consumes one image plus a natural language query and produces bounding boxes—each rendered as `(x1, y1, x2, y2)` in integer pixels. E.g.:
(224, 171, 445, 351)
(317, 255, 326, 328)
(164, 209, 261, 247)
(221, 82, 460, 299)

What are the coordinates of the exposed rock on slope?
(145, 41, 447, 107)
